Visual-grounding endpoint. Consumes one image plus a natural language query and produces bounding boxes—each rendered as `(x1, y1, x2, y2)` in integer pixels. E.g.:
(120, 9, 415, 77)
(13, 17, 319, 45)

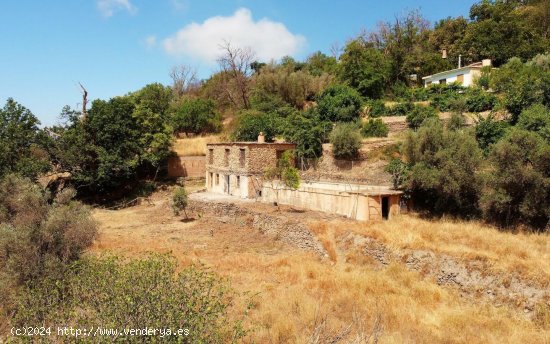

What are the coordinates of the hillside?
(90, 186, 550, 343)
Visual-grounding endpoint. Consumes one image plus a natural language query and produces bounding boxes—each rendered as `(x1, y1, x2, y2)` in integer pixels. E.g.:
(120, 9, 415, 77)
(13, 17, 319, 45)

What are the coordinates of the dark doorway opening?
(225, 175, 230, 194)
(381, 197, 389, 220)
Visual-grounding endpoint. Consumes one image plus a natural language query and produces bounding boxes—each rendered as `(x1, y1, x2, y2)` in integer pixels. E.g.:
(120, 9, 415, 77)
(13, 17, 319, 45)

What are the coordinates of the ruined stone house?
(204, 134, 403, 221)
(205, 136, 296, 198)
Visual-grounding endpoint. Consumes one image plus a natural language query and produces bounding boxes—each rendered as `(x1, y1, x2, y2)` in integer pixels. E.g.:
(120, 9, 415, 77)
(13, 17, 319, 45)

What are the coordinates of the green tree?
(406, 105, 438, 130)
(283, 112, 327, 160)
(429, 16, 468, 68)
(171, 98, 222, 135)
(403, 119, 483, 216)
(264, 151, 301, 207)
(171, 186, 189, 219)
(338, 39, 390, 98)
(81, 96, 141, 193)
(131, 83, 174, 174)
(231, 110, 278, 142)
(316, 85, 363, 122)
(448, 112, 467, 131)
(252, 62, 333, 109)
(330, 123, 362, 159)
(305, 51, 338, 76)
(385, 158, 410, 190)
(490, 57, 548, 121)
(368, 10, 446, 84)
(460, 0, 548, 66)
(0, 98, 50, 179)
(464, 88, 497, 112)
(480, 129, 549, 229)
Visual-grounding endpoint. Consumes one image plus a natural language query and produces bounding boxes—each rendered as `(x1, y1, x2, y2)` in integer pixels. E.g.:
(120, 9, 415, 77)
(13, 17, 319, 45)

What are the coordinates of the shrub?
(447, 112, 466, 131)
(409, 87, 430, 101)
(517, 103, 550, 142)
(13, 255, 247, 343)
(406, 105, 438, 130)
(387, 102, 414, 117)
(464, 88, 497, 112)
(365, 99, 387, 117)
(171, 186, 189, 218)
(316, 85, 363, 122)
(0, 175, 97, 305)
(431, 93, 460, 112)
(362, 119, 389, 138)
(474, 113, 510, 154)
(330, 123, 362, 159)
(264, 150, 301, 202)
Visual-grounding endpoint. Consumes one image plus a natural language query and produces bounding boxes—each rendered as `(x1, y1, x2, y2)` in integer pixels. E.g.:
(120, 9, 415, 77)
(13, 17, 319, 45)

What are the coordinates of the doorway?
(225, 175, 230, 194)
(381, 197, 389, 220)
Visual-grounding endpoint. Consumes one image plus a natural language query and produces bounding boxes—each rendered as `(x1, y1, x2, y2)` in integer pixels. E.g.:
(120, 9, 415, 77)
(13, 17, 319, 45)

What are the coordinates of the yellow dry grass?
(341, 215, 550, 285)
(172, 135, 221, 156)
(90, 194, 550, 343)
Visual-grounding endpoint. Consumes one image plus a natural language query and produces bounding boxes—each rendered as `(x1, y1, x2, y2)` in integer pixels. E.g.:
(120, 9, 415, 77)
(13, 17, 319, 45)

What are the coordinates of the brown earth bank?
(89, 186, 550, 343)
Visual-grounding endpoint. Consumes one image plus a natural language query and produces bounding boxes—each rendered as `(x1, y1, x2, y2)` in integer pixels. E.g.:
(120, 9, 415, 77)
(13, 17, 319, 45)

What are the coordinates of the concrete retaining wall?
(261, 181, 401, 221)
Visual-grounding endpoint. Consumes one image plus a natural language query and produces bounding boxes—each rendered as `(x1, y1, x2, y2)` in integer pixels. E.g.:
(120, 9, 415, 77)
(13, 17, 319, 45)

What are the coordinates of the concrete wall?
(423, 68, 481, 87)
(167, 156, 206, 178)
(261, 181, 401, 221)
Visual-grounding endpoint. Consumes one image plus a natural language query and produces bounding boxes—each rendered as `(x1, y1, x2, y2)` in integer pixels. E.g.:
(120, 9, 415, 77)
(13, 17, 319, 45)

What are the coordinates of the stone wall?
(206, 143, 295, 175)
(167, 156, 206, 178)
(188, 199, 327, 257)
(205, 143, 296, 198)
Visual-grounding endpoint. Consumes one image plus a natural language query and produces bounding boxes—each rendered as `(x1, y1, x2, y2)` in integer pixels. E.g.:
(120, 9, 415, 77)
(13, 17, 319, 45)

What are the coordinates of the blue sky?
(0, 0, 477, 126)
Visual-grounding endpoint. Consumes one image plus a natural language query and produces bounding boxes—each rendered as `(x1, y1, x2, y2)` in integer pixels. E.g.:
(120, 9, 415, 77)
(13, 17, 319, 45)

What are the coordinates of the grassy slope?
(90, 189, 549, 343)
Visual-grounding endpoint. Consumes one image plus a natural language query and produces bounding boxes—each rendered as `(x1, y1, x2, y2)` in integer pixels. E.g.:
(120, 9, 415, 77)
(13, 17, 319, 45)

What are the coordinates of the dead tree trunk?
(79, 82, 88, 121)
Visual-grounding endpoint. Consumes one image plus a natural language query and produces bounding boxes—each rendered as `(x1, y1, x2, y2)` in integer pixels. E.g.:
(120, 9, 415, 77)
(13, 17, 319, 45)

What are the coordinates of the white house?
(422, 59, 492, 88)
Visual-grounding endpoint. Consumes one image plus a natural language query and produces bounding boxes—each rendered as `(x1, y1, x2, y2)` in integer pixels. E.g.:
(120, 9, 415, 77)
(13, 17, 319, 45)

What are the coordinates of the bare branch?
(169, 65, 199, 98)
(216, 40, 255, 109)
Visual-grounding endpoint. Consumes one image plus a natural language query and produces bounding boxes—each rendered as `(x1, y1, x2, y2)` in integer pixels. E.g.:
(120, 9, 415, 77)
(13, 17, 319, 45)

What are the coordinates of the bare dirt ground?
(90, 184, 550, 343)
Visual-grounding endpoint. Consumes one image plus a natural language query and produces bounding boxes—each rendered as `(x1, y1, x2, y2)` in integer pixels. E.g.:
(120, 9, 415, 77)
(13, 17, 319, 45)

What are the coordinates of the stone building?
(205, 136, 296, 198)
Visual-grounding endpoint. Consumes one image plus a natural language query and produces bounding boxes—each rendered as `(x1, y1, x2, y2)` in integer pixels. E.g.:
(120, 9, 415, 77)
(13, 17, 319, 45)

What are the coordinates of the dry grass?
(172, 135, 221, 156)
(90, 193, 550, 343)
(341, 215, 550, 285)
(310, 223, 338, 262)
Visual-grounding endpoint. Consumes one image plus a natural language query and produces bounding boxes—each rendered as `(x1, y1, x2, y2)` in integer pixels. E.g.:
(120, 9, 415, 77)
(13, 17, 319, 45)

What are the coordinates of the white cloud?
(97, 0, 136, 17)
(144, 35, 157, 48)
(162, 8, 306, 65)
